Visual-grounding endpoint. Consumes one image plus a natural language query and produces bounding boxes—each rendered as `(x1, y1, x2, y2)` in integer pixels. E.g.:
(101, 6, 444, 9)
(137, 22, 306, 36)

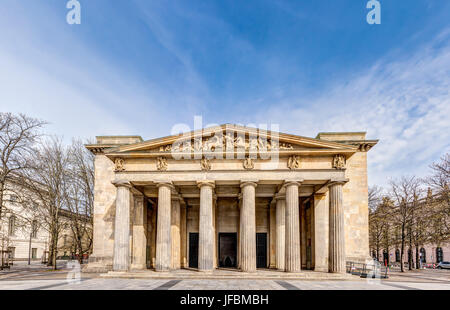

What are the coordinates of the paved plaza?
(0, 261, 449, 290)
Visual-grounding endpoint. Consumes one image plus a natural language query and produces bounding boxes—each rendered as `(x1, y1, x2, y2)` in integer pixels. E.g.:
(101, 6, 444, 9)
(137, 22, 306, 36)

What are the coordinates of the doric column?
(285, 181, 301, 272)
(269, 201, 276, 268)
(197, 181, 215, 272)
(131, 194, 147, 269)
(329, 181, 346, 273)
(300, 202, 307, 269)
(213, 195, 218, 269)
(112, 180, 131, 271)
(240, 181, 257, 272)
(180, 201, 187, 268)
(171, 197, 181, 270)
(155, 182, 172, 271)
(275, 195, 286, 271)
(314, 193, 329, 272)
(238, 195, 242, 269)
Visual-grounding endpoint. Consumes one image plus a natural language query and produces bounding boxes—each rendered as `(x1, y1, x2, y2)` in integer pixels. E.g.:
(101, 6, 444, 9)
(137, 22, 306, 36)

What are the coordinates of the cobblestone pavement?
(1, 261, 449, 290)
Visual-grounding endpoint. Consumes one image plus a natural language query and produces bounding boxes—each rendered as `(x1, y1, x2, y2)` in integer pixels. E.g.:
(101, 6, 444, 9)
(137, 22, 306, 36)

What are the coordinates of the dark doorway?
(218, 233, 237, 268)
(189, 233, 199, 268)
(256, 233, 267, 268)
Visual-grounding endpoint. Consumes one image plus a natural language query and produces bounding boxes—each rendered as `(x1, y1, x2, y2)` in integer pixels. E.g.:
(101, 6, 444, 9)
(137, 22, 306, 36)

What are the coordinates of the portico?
(84, 125, 377, 275)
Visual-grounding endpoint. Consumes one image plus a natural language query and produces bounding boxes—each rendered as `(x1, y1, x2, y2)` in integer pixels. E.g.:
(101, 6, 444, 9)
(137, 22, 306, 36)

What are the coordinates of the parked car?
(437, 261, 450, 269)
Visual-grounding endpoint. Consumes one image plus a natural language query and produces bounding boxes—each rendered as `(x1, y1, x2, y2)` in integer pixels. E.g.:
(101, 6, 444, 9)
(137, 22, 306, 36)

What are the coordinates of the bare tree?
(369, 196, 392, 263)
(369, 185, 383, 212)
(389, 176, 422, 272)
(64, 139, 94, 264)
(0, 113, 46, 220)
(425, 154, 450, 237)
(21, 137, 70, 270)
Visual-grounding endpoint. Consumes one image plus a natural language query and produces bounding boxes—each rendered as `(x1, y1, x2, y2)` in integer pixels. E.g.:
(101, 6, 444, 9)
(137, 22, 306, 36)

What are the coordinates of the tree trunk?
(0, 181, 5, 220)
(52, 231, 58, 270)
(400, 227, 405, 272)
(47, 240, 54, 267)
(408, 247, 413, 271)
(415, 246, 420, 269)
(28, 232, 32, 265)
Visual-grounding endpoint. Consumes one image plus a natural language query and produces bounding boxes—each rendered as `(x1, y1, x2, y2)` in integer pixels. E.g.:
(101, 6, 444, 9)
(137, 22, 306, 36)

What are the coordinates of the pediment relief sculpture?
(332, 154, 346, 169)
(287, 155, 300, 170)
(157, 136, 294, 154)
(114, 158, 125, 171)
(156, 157, 168, 171)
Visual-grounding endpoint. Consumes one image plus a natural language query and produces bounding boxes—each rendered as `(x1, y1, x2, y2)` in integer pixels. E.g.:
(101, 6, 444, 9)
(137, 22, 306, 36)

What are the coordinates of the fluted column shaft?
(285, 181, 301, 272)
(131, 194, 147, 269)
(155, 183, 172, 271)
(198, 181, 215, 271)
(269, 203, 276, 268)
(180, 203, 187, 268)
(171, 198, 181, 269)
(240, 181, 257, 272)
(329, 182, 346, 273)
(113, 180, 131, 271)
(275, 197, 286, 271)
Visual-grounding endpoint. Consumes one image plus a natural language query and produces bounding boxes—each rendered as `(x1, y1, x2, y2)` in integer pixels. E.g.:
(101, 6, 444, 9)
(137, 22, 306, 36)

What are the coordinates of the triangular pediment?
(100, 124, 358, 158)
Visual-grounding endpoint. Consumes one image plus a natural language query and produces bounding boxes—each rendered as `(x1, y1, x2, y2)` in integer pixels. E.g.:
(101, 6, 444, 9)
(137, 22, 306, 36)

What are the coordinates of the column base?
(154, 268, 170, 272)
(130, 263, 147, 270)
(314, 266, 328, 272)
(197, 269, 214, 274)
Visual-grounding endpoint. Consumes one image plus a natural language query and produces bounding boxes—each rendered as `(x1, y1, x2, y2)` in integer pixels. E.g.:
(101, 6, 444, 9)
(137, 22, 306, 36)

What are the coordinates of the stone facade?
(84, 125, 377, 273)
(0, 183, 92, 262)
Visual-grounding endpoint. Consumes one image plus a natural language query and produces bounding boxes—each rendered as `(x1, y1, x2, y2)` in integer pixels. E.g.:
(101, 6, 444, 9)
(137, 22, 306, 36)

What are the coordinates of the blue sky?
(1, 0, 449, 188)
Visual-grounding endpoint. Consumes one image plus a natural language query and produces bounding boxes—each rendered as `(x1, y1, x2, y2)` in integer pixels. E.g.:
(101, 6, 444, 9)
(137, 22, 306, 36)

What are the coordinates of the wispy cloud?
(253, 29, 450, 187)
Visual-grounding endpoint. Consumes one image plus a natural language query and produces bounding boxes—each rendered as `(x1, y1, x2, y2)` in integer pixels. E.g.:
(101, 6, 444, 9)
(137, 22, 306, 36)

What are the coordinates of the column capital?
(156, 181, 175, 190)
(171, 194, 183, 202)
(112, 179, 132, 188)
(283, 179, 303, 188)
(275, 193, 286, 200)
(328, 178, 349, 187)
(133, 192, 145, 199)
(240, 180, 258, 188)
(197, 180, 215, 189)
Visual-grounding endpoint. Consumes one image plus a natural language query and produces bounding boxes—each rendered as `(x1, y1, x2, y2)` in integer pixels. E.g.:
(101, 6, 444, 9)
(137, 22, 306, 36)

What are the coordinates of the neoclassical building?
(85, 124, 377, 274)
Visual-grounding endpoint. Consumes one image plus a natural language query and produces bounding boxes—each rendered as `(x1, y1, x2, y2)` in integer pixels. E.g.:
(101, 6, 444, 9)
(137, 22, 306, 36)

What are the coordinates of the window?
(436, 247, 444, 263)
(420, 248, 426, 263)
(9, 194, 18, 202)
(8, 216, 16, 236)
(31, 220, 38, 238)
(31, 248, 37, 259)
(395, 249, 400, 262)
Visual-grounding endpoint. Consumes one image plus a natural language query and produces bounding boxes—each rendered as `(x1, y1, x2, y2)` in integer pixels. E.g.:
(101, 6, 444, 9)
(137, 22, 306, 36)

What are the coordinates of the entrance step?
(100, 269, 354, 280)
